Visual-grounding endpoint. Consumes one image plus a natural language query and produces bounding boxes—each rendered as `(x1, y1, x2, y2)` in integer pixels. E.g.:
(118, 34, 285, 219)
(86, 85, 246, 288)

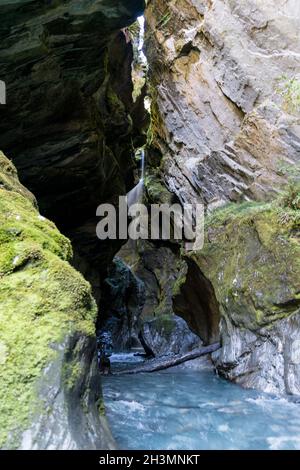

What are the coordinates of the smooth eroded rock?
(0, 151, 114, 449)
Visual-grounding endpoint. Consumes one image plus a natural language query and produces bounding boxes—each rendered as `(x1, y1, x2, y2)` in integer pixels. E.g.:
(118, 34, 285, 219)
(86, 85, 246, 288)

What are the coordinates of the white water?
(126, 148, 145, 207)
(140, 147, 145, 181)
(110, 353, 145, 364)
(103, 355, 300, 450)
(137, 16, 148, 67)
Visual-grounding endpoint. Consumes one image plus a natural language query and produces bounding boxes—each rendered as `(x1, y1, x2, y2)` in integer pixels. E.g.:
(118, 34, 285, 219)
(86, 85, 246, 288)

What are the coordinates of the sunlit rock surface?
(146, 0, 300, 209)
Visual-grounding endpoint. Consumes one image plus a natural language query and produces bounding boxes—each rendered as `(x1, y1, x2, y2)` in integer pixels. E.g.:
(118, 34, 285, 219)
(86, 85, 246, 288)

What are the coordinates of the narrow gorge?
(0, 0, 299, 451)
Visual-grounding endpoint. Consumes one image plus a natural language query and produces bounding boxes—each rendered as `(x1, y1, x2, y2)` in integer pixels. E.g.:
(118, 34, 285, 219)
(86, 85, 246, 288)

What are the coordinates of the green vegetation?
(152, 314, 176, 338)
(277, 182, 300, 226)
(128, 20, 140, 40)
(192, 192, 300, 331)
(0, 153, 97, 448)
(277, 160, 300, 179)
(205, 183, 300, 230)
(97, 399, 106, 417)
(63, 360, 84, 391)
(146, 86, 165, 148)
(172, 274, 187, 298)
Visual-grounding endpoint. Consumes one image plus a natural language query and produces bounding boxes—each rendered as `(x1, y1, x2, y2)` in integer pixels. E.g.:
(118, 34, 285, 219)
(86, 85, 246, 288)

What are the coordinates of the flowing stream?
(102, 354, 300, 450)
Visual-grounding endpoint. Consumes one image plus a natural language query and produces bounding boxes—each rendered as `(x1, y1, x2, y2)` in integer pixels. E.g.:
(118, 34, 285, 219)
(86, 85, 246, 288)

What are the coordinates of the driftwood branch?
(114, 342, 220, 375)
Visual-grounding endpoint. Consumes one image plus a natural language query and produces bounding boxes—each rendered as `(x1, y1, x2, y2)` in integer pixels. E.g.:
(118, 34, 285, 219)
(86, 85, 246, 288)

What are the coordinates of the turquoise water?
(102, 355, 300, 450)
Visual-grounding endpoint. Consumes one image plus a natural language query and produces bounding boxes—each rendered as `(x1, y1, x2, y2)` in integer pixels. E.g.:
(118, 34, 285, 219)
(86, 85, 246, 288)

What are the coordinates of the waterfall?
(137, 16, 147, 67)
(140, 148, 145, 181)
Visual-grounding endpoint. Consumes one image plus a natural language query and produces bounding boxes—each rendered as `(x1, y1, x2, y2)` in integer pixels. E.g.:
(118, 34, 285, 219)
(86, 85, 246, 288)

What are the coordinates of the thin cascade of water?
(126, 148, 145, 207)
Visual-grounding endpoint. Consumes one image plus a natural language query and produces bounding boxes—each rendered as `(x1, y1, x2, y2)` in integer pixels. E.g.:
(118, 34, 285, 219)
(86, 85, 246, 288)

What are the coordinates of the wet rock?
(113, 241, 204, 357)
(144, 0, 300, 395)
(139, 314, 203, 357)
(118, 240, 182, 320)
(20, 334, 115, 450)
(173, 258, 220, 345)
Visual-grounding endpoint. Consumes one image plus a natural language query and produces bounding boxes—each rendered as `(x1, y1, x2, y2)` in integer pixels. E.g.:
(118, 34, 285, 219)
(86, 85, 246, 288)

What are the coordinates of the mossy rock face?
(192, 201, 300, 331)
(0, 153, 109, 449)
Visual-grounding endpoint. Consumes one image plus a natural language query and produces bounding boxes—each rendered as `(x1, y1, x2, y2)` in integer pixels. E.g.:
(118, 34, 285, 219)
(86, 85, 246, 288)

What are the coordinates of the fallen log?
(114, 342, 221, 375)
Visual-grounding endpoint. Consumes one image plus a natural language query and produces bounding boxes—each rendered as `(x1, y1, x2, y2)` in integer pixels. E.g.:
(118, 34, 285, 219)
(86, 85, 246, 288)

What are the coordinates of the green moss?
(0, 153, 97, 448)
(146, 87, 165, 148)
(63, 360, 83, 392)
(145, 173, 173, 204)
(0, 151, 36, 205)
(277, 160, 300, 179)
(106, 85, 127, 123)
(97, 399, 106, 417)
(192, 197, 300, 331)
(205, 201, 271, 228)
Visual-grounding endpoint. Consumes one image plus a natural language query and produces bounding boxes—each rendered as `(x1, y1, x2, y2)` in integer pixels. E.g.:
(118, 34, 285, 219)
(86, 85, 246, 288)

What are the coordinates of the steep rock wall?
(0, 0, 146, 449)
(145, 0, 300, 209)
(193, 199, 300, 396)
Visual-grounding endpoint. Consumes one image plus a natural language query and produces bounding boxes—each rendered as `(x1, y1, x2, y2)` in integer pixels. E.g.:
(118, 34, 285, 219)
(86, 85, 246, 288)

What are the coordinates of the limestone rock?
(111, 240, 205, 356)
